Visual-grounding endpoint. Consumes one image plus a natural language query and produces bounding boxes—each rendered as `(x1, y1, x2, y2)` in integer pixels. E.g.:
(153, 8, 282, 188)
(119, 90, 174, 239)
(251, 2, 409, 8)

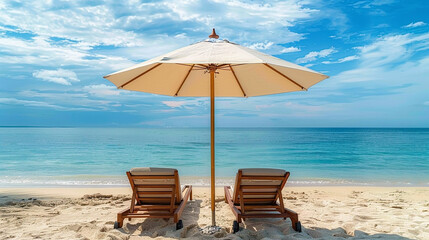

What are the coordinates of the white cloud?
(247, 41, 274, 50)
(0, 3, 142, 47)
(355, 33, 429, 67)
(0, 0, 318, 53)
(83, 84, 120, 96)
(322, 55, 359, 64)
(162, 101, 186, 108)
(32, 68, 79, 85)
(280, 46, 301, 53)
(0, 0, 325, 72)
(174, 33, 187, 39)
(403, 22, 427, 28)
(164, 0, 316, 43)
(296, 47, 337, 63)
(0, 36, 135, 70)
(330, 32, 429, 86)
(162, 99, 207, 109)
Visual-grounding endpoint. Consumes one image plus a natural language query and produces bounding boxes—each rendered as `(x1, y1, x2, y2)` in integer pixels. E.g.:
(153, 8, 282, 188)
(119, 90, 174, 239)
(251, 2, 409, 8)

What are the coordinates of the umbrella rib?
(196, 64, 208, 68)
(176, 64, 205, 70)
(230, 64, 246, 67)
(174, 64, 194, 96)
(263, 63, 306, 91)
(229, 64, 246, 97)
(119, 63, 162, 89)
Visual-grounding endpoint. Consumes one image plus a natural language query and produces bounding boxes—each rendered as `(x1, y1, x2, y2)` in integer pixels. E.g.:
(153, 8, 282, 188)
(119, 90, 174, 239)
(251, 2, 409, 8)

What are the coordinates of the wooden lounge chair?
(114, 167, 192, 230)
(224, 168, 301, 233)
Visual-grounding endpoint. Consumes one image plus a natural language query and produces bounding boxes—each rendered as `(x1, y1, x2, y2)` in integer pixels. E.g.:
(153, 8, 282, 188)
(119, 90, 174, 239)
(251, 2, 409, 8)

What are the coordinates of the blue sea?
(0, 127, 428, 187)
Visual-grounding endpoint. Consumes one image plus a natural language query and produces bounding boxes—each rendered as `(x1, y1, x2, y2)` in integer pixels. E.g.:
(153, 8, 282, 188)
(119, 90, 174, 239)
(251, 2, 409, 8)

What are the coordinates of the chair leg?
(117, 214, 124, 228)
(287, 212, 299, 231)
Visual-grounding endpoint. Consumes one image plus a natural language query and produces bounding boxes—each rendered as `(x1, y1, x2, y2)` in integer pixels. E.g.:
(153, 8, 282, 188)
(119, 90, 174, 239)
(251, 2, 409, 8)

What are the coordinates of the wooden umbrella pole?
(210, 66, 216, 226)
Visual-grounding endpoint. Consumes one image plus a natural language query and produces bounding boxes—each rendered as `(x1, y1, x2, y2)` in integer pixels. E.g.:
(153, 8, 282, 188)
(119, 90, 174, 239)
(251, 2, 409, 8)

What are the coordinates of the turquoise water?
(0, 127, 428, 187)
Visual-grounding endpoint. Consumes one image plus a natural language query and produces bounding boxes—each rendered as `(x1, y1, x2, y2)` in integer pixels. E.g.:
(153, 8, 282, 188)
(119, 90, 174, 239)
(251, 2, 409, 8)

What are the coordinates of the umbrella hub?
(207, 64, 218, 72)
(203, 64, 220, 75)
(208, 28, 219, 39)
(205, 28, 231, 43)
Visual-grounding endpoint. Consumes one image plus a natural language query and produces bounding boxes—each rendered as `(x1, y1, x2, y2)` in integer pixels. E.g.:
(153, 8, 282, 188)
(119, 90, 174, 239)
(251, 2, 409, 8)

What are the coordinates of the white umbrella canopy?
(104, 36, 327, 97)
(104, 29, 328, 227)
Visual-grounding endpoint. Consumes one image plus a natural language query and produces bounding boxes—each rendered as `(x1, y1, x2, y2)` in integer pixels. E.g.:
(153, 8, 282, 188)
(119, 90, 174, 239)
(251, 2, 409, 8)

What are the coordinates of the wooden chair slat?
(133, 184, 175, 188)
(137, 191, 173, 195)
(241, 185, 280, 189)
(131, 175, 176, 179)
(240, 198, 276, 202)
(241, 176, 285, 180)
(241, 192, 277, 195)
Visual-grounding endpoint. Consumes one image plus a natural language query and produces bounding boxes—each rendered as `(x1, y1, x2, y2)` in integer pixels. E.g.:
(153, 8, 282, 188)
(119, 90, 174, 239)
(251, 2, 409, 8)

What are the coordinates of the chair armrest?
(174, 185, 192, 222)
(224, 186, 241, 216)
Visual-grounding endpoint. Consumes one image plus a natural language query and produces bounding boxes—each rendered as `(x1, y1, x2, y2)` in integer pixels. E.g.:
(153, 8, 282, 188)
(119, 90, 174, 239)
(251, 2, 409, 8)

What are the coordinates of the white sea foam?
(0, 175, 427, 187)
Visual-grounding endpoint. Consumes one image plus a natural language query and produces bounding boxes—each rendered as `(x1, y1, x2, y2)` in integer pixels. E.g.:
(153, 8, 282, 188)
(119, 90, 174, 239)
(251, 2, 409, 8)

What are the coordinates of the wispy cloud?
(162, 101, 187, 108)
(32, 69, 79, 85)
(296, 47, 337, 63)
(83, 84, 120, 96)
(280, 46, 301, 53)
(403, 21, 427, 28)
(247, 41, 274, 50)
(322, 55, 359, 64)
(161, 99, 207, 109)
(0, 97, 95, 111)
(0, 36, 134, 70)
(352, 0, 396, 9)
(356, 33, 429, 67)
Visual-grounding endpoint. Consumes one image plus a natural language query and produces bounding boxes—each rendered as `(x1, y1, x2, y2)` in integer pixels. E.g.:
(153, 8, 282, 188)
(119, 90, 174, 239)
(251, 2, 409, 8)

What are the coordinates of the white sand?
(0, 187, 428, 239)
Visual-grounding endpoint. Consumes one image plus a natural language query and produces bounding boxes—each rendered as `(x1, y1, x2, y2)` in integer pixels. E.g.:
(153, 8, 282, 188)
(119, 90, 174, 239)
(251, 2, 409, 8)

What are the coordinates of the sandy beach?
(0, 186, 428, 240)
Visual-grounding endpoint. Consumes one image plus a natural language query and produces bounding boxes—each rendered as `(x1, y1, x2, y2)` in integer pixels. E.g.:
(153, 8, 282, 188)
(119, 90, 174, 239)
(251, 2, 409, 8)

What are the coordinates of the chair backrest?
(233, 168, 290, 205)
(127, 167, 182, 205)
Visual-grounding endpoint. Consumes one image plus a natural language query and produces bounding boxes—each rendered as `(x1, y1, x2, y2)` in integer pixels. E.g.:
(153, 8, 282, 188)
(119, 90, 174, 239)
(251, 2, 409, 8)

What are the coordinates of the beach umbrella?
(104, 29, 328, 227)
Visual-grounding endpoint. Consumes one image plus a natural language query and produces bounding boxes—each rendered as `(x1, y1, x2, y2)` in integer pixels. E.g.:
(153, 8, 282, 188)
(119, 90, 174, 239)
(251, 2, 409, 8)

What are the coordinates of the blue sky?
(1, 0, 428, 127)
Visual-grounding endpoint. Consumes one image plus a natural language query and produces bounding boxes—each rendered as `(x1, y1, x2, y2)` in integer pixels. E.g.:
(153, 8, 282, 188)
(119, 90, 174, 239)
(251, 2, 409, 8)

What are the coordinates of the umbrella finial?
(209, 28, 219, 39)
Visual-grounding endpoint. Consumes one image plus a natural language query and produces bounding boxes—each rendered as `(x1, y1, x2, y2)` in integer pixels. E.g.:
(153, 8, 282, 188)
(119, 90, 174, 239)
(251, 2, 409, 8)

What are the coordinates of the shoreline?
(1, 175, 428, 188)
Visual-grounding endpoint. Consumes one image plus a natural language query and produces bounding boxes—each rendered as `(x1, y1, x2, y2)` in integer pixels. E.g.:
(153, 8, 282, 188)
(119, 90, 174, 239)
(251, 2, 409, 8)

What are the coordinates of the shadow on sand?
(116, 199, 203, 238)
(113, 202, 413, 239)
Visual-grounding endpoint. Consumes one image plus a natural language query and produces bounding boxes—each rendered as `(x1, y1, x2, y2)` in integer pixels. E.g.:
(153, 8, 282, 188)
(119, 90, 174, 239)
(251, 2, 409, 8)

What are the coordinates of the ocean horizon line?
(1, 126, 429, 129)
